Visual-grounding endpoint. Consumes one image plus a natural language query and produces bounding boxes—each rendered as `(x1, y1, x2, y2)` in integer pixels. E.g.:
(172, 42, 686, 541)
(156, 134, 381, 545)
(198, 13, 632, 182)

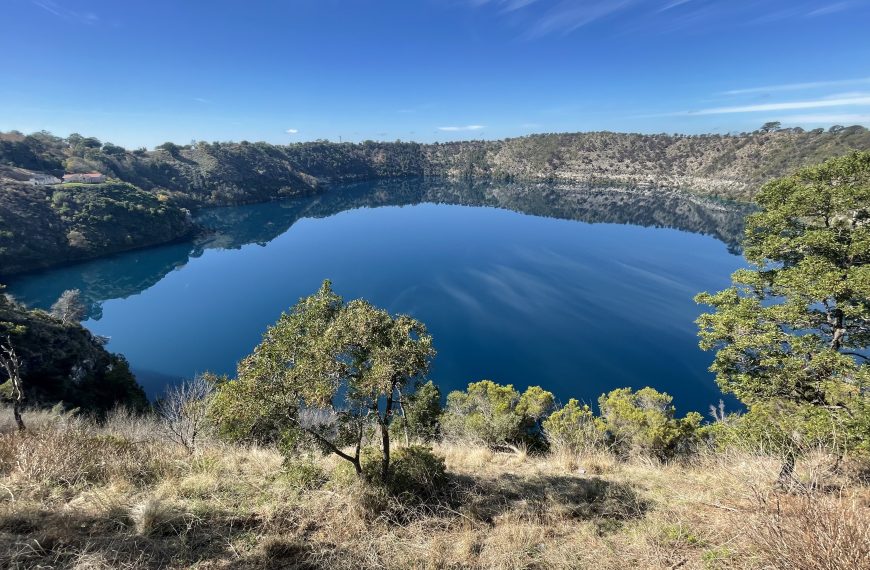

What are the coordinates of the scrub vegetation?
(0, 154, 867, 568)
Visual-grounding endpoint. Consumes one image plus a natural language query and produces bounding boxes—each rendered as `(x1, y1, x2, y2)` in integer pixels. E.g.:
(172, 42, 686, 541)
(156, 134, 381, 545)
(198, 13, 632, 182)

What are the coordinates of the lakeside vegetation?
(1, 126, 869, 275)
(0, 178, 194, 275)
(0, 288, 146, 414)
(0, 152, 868, 568)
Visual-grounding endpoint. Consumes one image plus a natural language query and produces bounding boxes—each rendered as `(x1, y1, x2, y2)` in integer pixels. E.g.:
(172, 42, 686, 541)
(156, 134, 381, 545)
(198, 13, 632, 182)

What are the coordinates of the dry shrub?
(70, 552, 115, 570)
(0, 403, 84, 433)
(8, 428, 172, 490)
(751, 490, 869, 570)
(101, 406, 161, 442)
(131, 497, 191, 537)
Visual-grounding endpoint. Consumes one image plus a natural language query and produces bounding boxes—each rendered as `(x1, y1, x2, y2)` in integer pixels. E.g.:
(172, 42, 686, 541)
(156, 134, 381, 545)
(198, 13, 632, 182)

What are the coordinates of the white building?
(62, 172, 106, 184)
(28, 174, 61, 186)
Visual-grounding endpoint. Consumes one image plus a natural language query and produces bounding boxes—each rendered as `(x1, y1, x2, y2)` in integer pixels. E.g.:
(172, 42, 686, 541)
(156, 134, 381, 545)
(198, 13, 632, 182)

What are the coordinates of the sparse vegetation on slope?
(0, 291, 147, 414)
(2, 127, 867, 275)
(0, 177, 194, 275)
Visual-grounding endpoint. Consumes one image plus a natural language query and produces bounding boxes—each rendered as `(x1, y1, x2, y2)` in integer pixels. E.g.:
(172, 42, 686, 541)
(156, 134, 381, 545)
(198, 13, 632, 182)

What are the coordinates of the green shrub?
(282, 458, 328, 490)
(390, 380, 442, 443)
(380, 445, 448, 504)
(208, 374, 281, 444)
(598, 387, 702, 459)
(441, 380, 555, 449)
(542, 399, 607, 453)
(331, 445, 449, 515)
(706, 398, 870, 458)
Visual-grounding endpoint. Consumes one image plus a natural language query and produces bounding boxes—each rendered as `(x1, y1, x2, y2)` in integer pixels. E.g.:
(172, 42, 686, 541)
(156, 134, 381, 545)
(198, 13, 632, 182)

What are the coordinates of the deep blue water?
(6, 179, 748, 415)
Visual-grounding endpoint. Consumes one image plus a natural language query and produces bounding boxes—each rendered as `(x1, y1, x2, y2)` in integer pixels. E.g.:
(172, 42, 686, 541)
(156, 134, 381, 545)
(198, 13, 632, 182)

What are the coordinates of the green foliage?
(707, 399, 870, 457)
(391, 380, 442, 443)
(0, 181, 194, 275)
(542, 398, 607, 453)
(598, 387, 703, 459)
(441, 380, 555, 448)
(696, 151, 870, 456)
(0, 292, 146, 414)
(364, 446, 448, 503)
(210, 281, 435, 479)
(332, 445, 448, 515)
(281, 458, 328, 490)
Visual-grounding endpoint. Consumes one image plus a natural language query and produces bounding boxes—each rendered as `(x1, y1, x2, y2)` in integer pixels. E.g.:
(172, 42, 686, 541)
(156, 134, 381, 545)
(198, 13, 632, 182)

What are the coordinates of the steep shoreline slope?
(0, 175, 195, 275)
(0, 293, 147, 413)
(1, 127, 868, 275)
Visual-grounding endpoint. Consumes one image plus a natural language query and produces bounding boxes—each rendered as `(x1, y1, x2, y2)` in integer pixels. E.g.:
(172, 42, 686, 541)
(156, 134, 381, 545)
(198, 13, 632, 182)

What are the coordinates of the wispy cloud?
(285, 128, 299, 134)
(473, 0, 543, 12)
(723, 77, 870, 96)
(807, 2, 857, 16)
(438, 125, 486, 131)
(31, 0, 99, 24)
(690, 95, 870, 115)
(193, 97, 211, 104)
(470, 0, 866, 38)
(524, 1, 636, 39)
(657, 0, 694, 12)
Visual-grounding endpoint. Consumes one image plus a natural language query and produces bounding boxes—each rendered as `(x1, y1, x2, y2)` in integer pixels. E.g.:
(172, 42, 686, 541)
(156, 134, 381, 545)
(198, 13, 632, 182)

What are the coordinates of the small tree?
(157, 374, 217, 453)
(210, 281, 435, 479)
(0, 340, 25, 431)
(759, 121, 782, 133)
(391, 380, 442, 443)
(50, 289, 86, 324)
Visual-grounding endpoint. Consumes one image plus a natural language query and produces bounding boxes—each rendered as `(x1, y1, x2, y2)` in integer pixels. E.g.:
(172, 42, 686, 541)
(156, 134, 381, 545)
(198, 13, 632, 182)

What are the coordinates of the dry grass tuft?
(131, 497, 188, 537)
(750, 489, 869, 570)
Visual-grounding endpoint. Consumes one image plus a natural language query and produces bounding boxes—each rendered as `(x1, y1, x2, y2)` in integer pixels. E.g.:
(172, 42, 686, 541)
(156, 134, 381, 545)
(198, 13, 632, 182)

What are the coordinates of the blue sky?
(2, 0, 869, 148)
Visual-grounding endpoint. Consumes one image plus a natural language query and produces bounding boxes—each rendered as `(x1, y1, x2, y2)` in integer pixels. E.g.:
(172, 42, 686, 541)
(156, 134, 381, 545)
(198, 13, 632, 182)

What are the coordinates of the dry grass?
(0, 406, 867, 569)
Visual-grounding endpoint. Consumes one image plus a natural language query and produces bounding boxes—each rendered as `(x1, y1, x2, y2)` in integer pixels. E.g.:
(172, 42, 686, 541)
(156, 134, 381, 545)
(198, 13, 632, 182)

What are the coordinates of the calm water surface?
(7, 179, 749, 414)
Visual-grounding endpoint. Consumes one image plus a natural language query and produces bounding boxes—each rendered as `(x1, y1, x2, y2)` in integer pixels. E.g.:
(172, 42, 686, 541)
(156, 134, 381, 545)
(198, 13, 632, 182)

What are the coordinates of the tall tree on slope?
(696, 151, 870, 476)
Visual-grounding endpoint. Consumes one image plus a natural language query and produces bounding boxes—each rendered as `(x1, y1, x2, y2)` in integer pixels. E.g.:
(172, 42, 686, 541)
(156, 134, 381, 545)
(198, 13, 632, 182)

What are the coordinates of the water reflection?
(6, 178, 749, 318)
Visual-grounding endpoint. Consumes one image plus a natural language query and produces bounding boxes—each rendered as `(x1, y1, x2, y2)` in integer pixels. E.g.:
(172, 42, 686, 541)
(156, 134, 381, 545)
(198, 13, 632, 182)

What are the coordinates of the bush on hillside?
(389, 380, 442, 443)
(598, 387, 703, 459)
(542, 398, 608, 454)
(0, 293, 147, 415)
(706, 398, 870, 459)
(331, 445, 449, 519)
(441, 380, 555, 449)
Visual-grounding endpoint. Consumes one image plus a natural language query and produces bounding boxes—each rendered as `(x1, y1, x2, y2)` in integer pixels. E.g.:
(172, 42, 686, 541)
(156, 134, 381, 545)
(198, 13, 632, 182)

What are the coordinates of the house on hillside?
(62, 172, 106, 184)
(28, 174, 61, 186)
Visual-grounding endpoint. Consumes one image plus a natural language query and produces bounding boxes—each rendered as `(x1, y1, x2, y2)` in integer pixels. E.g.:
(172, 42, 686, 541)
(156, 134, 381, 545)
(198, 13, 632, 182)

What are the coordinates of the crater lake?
(5, 179, 750, 414)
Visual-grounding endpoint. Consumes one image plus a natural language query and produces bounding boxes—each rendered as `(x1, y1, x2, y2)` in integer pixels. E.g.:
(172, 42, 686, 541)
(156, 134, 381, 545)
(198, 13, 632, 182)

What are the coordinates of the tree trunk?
(1, 342, 25, 432)
(397, 387, 410, 446)
(381, 381, 398, 480)
(830, 308, 845, 351)
(13, 401, 25, 432)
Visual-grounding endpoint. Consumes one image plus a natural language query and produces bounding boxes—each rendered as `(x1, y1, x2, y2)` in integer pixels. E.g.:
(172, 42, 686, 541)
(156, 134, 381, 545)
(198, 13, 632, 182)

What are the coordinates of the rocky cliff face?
(420, 128, 870, 199)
